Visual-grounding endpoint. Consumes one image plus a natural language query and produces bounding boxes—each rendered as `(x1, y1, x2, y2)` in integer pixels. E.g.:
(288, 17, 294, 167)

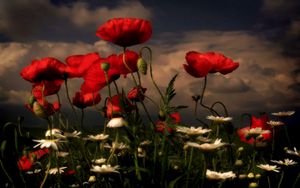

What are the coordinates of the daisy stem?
(80, 109, 84, 131)
(271, 127, 275, 160)
(186, 147, 194, 188)
(292, 171, 300, 188)
(0, 159, 15, 187)
(201, 155, 207, 188)
(283, 126, 291, 147)
(267, 175, 271, 188)
(277, 171, 284, 188)
(40, 156, 51, 188)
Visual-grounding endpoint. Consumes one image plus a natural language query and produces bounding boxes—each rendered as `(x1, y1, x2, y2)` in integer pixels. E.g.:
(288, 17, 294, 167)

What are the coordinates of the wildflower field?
(0, 18, 299, 188)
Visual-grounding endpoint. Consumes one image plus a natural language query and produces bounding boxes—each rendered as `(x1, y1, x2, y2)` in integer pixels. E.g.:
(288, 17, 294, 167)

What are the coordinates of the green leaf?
(164, 74, 178, 105)
(168, 175, 184, 188)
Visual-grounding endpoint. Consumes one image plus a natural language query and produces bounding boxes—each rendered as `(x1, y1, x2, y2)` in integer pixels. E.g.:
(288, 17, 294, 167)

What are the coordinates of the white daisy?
(48, 167, 67, 175)
(33, 139, 59, 150)
(206, 169, 236, 180)
(243, 127, 270, 138)
(185, 139, 227, 152)
(86, 134, 109, 141)
(65, 130, 82, 138)
(45, 128, 65, 139)
(90, 164, 120, 173)
(257, 164, 280, 172)
(271, 159, 297, 166)
(286, 147, 300, 157)
(92, 158, 107, 165)
(26, 169, 41, 174)
(176, 126, 212, 135)
(272, 111, 295, 117)
(207, 115, 232, 123)
(88, 175, 96, 183)
(267, 121, 284, 127)
(140, 140, 152, 146)
(106, 117, 128, 128)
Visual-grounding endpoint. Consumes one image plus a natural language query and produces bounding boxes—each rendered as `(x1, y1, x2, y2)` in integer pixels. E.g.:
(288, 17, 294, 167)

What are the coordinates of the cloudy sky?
(0, 0, 299, 128)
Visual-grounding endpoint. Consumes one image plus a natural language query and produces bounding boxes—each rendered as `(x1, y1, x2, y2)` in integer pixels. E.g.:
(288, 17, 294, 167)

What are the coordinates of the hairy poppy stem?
(64, 79, 79, 125)
(199, 77, 219, 115)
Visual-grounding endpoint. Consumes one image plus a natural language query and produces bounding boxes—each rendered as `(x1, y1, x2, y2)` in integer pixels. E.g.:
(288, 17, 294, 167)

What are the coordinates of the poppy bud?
(158, 110, 166, 121)
(33, 102, 47, 118)
(28, 95, 36, 106)
(101, 62, 110, 72)
(137, 58, 147, 75)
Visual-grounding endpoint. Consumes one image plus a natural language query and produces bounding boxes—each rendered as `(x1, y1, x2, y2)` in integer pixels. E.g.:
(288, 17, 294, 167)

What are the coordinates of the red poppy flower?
(118, 50, 139, 76)
(127, 86, 147, 102)
(18, 149, 49, 171)
(65, 52, 100, 78)
(81, 55, 120, 93)
(32, 80, 64, 99)
(18, 156, 33, 171)
(184, 51, 239, 78)
(72, 91, 101, 109)
(105, 95, 132, 118)
(237, 114, 272, 144)
(20, 57, 66, 82)
(155, 112, 181, 133)
(96, 18, 152, 47)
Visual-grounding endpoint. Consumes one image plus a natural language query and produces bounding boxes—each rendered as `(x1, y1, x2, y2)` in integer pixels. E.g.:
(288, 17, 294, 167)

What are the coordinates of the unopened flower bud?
(88, 175, 96, 183)
(101, 62, 110, 72)
(239, 174, 247, 179)
(28, 95, 36, 106)
(238, 147, 244, 152)
(235, 160, 243, 167)
(158, 110, 166, 121)
(249, 182, 258, 188)
(248, 172, 255, 179)
(137, 57, 147, 75)
(33, 102, 47, 118)
(255, 174, 261, 179)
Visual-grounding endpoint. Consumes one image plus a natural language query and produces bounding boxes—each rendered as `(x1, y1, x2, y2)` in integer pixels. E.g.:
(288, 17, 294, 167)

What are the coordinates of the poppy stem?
(139, 46, 164, 101)
(64, 78, 78, 125)
(199, 77, 219, 116)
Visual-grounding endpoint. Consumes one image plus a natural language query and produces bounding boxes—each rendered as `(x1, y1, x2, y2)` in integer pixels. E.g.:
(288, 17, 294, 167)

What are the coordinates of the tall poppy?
(127, 86, 147, 102)
(65, 52, 101, 78)
(20, 57, 66, 82)
(96, 18, 152, 47)
(81, 55, 120, 93)
(184, 51, 239, 78)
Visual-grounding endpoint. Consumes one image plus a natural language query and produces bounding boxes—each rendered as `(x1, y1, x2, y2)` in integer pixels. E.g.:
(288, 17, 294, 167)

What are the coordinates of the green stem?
(201, 155, 207, 188)
(271, 127, 275, 159)
(40, 157, 51, 188)
(283, 126, 291, 147)
(199, 77, 219, 115)
(292, 171, 300, 188)
(81, 109, 84, 131)
(267, 175, 271, 188)
(139, 46, 164, 101)
(277, 171, 284, 188)
(186, 147, 194, 188)
(210, 101, 228, 116)
(0, 159, 15, 187)
(64, 79, 79, 125)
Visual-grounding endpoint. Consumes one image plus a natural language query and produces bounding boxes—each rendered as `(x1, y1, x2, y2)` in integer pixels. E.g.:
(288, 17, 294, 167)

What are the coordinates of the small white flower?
(48, 167, 67, 175)
(257, 164, 280, 172)
(45, 128, 65, 139)
(92, 158, 107, 165)
(33, 139, 59, 150)
(272, 111, 295, 117)
(271, 159, 297, 166)
(86, 134, 109, 141)
(207, 115, 232, 123)
(57, 151, 69, 157)
(267, 121, 284, 127)
(138, 147, 146, 157)
(90, 164, 120, 173)
(176, 126, 212, 135)
(286, 147, 300, 157)
(243, 127, 270, 138)
(65, 130, 82, 138)
(107, 117, 128, 128)
(26, 169, 41, 174)
(140, 140, 152, 146)
(206, 169, 236, 180)
(185, 139, 227, 152)
(88, 175, 96, 183)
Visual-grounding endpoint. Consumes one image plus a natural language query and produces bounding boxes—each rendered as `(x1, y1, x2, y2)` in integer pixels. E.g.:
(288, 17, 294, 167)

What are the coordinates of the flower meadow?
(0, 18, 299, 188)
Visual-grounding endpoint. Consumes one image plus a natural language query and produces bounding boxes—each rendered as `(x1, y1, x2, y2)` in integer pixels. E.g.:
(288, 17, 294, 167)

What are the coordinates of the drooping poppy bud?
(137, 58, 148, 75)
